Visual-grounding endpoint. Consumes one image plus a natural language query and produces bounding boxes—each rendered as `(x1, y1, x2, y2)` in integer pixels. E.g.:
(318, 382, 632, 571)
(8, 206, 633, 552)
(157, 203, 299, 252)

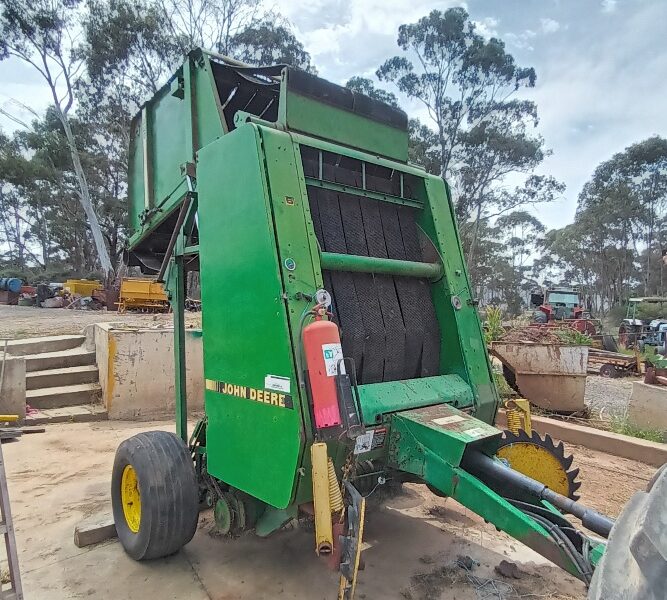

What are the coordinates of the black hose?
(520, 508, 593, 584)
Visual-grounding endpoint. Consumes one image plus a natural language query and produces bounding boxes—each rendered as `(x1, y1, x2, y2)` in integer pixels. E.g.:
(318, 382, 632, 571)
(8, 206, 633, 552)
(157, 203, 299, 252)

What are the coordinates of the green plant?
(644, 353, 667, 368)
(609, 416, 664, 443)
(484, 305, 504, 344)
(555, 328, 593, 346)
(492, 370, 514, 398)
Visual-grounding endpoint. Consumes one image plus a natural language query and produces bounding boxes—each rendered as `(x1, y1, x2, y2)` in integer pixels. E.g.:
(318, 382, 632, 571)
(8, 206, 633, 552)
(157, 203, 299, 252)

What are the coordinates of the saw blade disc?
(495, 430, 581, 500)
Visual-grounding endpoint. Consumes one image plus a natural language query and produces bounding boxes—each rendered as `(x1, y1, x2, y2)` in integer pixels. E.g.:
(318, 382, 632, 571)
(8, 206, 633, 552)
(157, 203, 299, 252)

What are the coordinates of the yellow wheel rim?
(121, 464, 141, 533)
(496, 443, 571, 497)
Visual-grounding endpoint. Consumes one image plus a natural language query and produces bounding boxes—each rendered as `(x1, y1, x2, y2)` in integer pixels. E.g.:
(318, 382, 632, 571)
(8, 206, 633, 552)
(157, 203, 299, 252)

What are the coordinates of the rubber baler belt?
(304, 161, 441, 384)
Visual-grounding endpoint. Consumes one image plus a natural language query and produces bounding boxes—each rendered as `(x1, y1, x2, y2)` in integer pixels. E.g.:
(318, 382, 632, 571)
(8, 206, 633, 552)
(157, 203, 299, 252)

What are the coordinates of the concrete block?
(94, 323, 204, 420)
(628, 381, 667, 433)
(496, 410, 667, 467)
(74, 513, 117, 547)
(0, 355, 26, 421)
(7, 334, 85, 356)
(26, 382, 102, 409)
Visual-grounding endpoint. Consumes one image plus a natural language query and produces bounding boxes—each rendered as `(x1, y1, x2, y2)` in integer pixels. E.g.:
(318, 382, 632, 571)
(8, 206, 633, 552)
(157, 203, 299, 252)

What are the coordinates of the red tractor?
(531, 286, 599, 337)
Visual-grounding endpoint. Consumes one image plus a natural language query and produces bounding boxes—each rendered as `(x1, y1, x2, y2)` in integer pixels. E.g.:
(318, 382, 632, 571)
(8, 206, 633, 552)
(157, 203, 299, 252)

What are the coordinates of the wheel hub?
(121, 464, 141, 533)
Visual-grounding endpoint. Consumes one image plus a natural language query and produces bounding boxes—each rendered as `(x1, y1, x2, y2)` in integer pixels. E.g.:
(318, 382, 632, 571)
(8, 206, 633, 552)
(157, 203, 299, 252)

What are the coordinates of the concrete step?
(24, 348, 96, 372)
(6, 334, 86, 356)
(26, 365, 99, 390)
(26, 382, 102, 410)
(25, 404, 107, 425)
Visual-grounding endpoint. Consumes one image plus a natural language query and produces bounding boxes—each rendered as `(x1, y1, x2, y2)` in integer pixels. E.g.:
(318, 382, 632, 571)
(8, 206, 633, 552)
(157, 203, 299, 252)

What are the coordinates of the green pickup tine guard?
(114, 48, 612, 592)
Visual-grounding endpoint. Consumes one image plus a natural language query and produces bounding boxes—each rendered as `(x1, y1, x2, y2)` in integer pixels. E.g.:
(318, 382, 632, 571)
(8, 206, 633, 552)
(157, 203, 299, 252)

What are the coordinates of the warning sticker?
(370, 428, 387, 450)
(464, 427, 487, 439)
(322, 343, 345, 376)
(264, 374, 291, 393)
(354, 430, 374, 454)
(432, 415, 465, 426)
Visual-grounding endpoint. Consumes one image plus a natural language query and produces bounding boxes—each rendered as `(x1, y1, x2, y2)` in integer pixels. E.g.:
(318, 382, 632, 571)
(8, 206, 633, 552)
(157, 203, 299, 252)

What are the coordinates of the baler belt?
(303, 160, 440, 383)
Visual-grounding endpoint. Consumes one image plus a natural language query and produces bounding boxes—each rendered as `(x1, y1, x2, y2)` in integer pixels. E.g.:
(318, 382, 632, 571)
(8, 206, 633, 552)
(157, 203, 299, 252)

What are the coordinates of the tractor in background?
(619, 297, 667, 353)
(531, 286, 600, 336)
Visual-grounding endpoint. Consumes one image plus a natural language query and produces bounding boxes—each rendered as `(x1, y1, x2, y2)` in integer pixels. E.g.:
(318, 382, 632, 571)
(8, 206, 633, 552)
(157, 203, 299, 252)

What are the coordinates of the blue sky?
(1, 0, 665, 229)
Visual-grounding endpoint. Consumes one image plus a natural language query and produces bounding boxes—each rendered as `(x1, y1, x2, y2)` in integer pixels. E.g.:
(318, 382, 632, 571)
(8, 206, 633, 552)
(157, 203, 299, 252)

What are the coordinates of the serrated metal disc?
(496, 429, 581, 500)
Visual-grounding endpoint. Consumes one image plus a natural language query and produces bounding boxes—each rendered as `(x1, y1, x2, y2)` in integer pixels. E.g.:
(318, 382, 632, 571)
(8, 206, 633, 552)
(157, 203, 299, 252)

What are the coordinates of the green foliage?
(555, 329, 593, 346)
(484, 305, 504, 344)
(492, 370, 514, 399)
(230, 20, 315, 72)
(345, 77, 399, 107)
(541, 136, 667, 312)
(644, 353, 667, 368)
(609, 416, 664, 443)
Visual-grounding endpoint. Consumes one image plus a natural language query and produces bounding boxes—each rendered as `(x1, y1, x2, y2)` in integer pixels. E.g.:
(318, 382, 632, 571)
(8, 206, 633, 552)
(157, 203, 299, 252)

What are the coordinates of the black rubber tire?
(602, 334, 619, 353)
(600, 363, 618, 378)
(111, 431, 199, 560)
(502, 365, 520, 393)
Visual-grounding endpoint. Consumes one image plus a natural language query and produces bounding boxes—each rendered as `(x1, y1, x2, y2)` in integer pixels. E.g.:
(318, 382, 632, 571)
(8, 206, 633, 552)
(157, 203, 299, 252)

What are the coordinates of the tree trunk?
(467, 202, 484, 273)
(54, 105, 114, 279)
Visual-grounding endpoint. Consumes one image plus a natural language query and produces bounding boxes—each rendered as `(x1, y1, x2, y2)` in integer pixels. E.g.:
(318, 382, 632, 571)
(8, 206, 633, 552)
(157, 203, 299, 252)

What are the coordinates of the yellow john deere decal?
(206, 379, 293, 408)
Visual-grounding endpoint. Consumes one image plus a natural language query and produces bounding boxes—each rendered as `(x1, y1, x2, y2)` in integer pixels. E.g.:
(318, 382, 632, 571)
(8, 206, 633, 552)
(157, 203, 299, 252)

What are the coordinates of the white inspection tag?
(264, 375, 291, 393)
(354, 430, 375, 454)
(432, 415, 465, 426)
(322, 343, 345, 376)
(464, 427, 487, 439)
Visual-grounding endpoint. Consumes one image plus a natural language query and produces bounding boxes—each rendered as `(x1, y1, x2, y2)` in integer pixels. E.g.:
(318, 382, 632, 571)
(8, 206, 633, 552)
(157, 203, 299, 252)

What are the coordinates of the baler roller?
(320, 251, 442, 280)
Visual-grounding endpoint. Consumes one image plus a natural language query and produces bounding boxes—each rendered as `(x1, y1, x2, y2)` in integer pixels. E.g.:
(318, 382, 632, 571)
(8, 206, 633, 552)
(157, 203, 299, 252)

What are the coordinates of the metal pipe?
(320, 252, 442, 281)
(462, 450, 614, 538)
(156, 195, 192, 283)
(202, 50, 282, 82)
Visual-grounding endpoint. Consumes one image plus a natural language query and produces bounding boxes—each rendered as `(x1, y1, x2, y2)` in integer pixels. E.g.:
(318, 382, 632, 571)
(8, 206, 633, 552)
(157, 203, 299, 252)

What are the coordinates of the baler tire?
(112, 431, 199, 561)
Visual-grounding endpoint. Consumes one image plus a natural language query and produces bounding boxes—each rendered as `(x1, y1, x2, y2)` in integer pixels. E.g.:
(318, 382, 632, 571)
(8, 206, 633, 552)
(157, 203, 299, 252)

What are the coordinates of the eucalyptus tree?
(0, 0, 114, 276)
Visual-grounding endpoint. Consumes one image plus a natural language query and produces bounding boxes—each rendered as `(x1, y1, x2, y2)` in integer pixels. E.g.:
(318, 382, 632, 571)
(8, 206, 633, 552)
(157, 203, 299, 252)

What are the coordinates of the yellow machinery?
(117, 278, 169, 313)
(63, 279, 102, 297)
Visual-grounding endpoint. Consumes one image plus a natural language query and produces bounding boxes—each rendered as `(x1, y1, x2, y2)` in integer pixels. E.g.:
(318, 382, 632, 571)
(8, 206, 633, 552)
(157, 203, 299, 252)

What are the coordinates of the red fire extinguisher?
(303, 314, 343, 430)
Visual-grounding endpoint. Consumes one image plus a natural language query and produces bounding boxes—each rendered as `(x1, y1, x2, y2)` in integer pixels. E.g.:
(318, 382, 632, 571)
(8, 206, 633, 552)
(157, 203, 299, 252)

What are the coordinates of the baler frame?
(116, 48, 616, 594)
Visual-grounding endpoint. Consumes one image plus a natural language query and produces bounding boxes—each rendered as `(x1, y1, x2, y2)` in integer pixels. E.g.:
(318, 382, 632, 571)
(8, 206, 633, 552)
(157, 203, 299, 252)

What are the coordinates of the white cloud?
(505, 29, 537, 50)
(540, 18, 560, 34)
(474, 16, 499, 39)
(601, 0, 618, 13)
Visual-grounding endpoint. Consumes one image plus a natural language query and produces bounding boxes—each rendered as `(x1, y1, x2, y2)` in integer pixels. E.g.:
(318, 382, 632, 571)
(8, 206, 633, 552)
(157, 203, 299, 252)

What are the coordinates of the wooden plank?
(74, 513, 117, 548)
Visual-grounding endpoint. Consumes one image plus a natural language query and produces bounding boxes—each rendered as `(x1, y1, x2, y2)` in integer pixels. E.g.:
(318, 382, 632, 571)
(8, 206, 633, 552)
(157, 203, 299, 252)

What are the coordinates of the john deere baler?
(111, 49, 628, 598)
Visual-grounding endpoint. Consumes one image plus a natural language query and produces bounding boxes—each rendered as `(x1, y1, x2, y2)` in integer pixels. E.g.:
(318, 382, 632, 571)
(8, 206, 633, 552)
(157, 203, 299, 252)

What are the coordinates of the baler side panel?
(128, 51, 225, 250)
(419, 176, 500, 424)
(197, 126, 303, 508)
(256, 125, 324, 452)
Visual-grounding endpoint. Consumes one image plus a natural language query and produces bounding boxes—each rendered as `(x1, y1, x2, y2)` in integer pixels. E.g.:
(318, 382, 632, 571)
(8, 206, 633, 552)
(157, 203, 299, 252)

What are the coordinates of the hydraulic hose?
(462, 450, 614, 538)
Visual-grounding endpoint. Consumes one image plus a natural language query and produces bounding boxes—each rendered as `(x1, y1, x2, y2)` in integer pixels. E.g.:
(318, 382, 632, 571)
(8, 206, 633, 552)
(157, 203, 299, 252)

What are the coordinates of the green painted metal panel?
(417, 174, 500, 424)
(280, 91, 408, 162)
(387, 406, 586, 579)
(197, 125, 303, 508)
(389, 404, 499, 468)
(128, 51, 224, 251)
(358, 375, 474, 426)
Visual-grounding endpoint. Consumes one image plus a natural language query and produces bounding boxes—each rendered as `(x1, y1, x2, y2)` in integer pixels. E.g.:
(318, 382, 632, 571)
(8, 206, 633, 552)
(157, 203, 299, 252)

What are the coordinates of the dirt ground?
(3, 420, 657, 600)
(0, 304, 201, 338)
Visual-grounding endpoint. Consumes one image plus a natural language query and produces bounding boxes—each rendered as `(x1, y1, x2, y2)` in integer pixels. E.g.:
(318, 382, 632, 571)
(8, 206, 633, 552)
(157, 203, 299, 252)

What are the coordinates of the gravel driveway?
(584, 375, 638, 417)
